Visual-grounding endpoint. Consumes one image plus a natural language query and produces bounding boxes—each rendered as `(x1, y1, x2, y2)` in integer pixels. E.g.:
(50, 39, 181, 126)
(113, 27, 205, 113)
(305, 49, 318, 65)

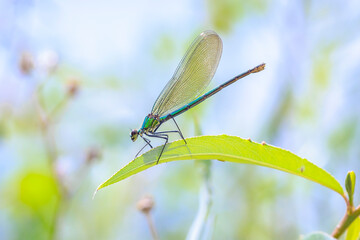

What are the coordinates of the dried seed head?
(66, 78, 80, 97)
(19, 51, 34, 75)
(137, 195, 154, 214)
(85, 147, 101, 164)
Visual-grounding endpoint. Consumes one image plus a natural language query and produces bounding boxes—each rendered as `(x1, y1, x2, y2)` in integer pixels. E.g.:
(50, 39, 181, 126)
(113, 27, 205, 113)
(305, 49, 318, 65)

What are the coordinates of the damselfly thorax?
(140, 114, 162, 133)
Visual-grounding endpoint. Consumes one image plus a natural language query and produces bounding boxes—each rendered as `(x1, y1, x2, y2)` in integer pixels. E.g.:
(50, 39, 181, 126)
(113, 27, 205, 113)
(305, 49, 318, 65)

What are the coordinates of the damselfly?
(130, 30, 265, 163)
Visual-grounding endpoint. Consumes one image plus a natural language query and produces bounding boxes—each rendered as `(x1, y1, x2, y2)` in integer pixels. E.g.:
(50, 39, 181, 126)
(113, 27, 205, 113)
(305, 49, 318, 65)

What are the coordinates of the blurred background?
(1, 0, 360, 239)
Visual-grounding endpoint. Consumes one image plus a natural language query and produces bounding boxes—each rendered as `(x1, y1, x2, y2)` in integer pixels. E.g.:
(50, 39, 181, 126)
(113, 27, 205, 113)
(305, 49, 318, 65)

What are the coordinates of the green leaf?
(346, 216, 360, 240)
(96, 135, 344, 197)
(300, 232, 336, 240)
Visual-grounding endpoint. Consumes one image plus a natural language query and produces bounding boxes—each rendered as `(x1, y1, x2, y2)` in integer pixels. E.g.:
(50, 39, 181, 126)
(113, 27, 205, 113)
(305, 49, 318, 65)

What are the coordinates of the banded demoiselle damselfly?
(130, 30, 265, 164)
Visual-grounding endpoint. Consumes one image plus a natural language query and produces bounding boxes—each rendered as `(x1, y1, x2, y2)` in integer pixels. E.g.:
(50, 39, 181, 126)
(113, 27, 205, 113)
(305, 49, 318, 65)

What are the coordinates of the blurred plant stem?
(35, 83, 67, 240)
(34, 79, 91, 240)
(186, 116, 213, 240)
(187, 161, 213, 240)
(137, 195, 159, 240)
(145, 211, 159, 240)
(260, 85, 292, 141)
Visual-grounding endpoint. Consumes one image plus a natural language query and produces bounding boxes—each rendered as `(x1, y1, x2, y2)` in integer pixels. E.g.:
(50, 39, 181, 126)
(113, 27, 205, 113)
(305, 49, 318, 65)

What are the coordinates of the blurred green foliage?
(207, 0, 267, 33)
(328, 119, 357, 155)
(153, 35, 176, 62)
(18, 171, 60, 212)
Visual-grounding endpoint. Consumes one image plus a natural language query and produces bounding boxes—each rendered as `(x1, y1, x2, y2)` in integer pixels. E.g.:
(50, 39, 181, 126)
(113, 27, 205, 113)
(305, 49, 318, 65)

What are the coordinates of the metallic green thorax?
(140, 114, 161, 133)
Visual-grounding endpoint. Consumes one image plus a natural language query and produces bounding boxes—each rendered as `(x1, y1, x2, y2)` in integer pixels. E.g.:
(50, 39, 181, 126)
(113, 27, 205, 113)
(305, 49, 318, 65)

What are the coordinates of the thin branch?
(332, 204, 360, 238)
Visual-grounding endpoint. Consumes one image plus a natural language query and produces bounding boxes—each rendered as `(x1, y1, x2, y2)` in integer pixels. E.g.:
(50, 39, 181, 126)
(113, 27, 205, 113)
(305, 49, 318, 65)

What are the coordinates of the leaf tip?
(92, 189, 98, 199)
(93, 184, 105, 199)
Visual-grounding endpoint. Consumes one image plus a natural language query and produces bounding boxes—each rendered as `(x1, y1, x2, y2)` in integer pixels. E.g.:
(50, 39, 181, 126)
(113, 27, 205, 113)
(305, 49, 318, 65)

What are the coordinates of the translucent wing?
(151, 30, 222, 116)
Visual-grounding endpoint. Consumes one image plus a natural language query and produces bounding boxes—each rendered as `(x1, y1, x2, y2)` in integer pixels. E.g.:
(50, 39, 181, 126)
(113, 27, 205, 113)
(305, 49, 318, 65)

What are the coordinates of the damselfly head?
(130, 129, 139, 142)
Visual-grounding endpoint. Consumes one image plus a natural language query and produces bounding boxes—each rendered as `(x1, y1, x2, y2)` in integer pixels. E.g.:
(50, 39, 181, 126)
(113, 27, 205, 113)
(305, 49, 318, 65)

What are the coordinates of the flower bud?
(345, 171, 356, 206)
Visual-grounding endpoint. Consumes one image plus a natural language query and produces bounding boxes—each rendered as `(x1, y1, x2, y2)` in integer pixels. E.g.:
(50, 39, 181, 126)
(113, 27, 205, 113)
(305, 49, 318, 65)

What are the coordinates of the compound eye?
(130, 129, 138, 141)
